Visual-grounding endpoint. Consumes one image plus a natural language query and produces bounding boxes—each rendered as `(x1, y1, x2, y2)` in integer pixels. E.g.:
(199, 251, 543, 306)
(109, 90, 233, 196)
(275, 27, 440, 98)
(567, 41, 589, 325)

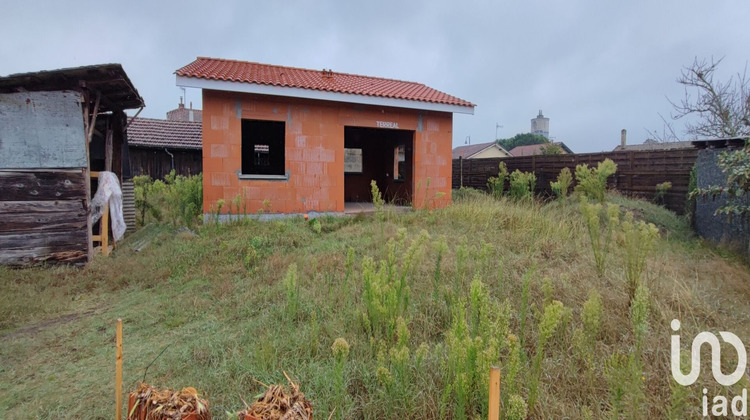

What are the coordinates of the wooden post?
(115, 318, 123, 420)
(459, 156, 463, 188)
(488, 366, 500, 420)
(101, 204, 110, 257)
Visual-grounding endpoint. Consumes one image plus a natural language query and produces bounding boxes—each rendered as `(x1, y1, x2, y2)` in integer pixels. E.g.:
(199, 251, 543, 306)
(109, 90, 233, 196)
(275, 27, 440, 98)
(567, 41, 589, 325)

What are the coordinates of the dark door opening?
(344, 126, 413, 205)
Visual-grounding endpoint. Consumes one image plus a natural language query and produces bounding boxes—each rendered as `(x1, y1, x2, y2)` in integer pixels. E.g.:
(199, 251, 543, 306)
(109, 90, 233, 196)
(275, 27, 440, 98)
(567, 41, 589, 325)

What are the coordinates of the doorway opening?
(343, 126, 413, 207)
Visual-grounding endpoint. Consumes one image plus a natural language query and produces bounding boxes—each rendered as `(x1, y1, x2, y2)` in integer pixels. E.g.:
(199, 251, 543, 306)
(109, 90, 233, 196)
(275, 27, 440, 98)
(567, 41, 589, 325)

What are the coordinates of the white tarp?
(91, 171, 126, 241)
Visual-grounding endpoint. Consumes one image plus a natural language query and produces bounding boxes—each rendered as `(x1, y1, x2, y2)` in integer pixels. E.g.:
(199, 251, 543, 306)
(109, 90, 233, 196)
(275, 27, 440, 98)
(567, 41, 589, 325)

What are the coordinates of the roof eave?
(176, 75, 474, 115)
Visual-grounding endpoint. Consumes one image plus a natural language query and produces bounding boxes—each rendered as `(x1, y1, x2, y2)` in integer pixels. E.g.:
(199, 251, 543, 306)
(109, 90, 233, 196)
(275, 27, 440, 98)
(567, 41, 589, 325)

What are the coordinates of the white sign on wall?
(344, 148, 363, 173)
(376, 121, 399, 129)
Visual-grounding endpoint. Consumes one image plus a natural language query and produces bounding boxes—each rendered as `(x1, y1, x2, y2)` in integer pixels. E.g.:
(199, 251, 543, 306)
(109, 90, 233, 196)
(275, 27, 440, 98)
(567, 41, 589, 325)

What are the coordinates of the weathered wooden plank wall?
(129, 147, 202, 180)
(452, 149, 698, 214)
(0, 170, 89, 266)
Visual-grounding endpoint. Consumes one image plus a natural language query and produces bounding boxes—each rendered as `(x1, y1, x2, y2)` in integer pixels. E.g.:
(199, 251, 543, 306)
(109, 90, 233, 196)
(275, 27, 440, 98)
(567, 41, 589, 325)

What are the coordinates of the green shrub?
(331, 337, 350, 419)
(509, 169, 537, 200)
(580, 197, 620, 276)
(133, 171, 203, 228)
(574, 159, 617, 202)
(550, 167, 573, 199)
(654, 181, 672, 205)
(487, 162, 509, 199)
(528, 300, 565, 413)
(621, 212, 659, 301)
(506, 394, 528, 420)
(284, 263, 300, 321)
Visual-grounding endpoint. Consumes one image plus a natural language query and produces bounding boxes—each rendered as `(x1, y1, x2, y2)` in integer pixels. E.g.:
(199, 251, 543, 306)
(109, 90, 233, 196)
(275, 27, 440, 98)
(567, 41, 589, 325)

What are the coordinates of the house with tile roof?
(175, 57, 474, 216)
(128, 114, 202, 180)
(508, 142, 573, 156)
(452, 141, 511, 160)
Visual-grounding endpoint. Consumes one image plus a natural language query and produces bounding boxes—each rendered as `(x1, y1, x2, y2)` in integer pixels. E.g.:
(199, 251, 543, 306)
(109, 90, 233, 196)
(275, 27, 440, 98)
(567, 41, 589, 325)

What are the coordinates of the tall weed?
(509, 169, 537, 200)
(621, 212, 659, 302)
(487, 162, 509, 199)
(574, 159, 617, 202)
(579, 197, 620, 276)
(550, 167, 573, 200)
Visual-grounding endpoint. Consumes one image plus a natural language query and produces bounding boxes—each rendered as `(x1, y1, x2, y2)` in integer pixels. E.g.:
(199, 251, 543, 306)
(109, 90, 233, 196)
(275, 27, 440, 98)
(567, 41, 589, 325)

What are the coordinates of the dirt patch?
(0, 308, 98, 341)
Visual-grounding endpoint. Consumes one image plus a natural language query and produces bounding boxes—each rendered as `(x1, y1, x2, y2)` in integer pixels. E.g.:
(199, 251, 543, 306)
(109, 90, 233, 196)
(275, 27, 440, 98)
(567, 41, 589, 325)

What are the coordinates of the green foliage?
(606, 352, 646, 419)
(443, 277, 508, 419)
(360, 230, 429, 342)
(528, 300, 565, 413)
(629, 284, 650, 354)
(371, 180, 385, 230)
(331, 337, 350, 419)
(621, 212, 660, 301)
(308, 218, 322, 234)
(509, 169, 537, 200)
(654, 181, 672, 205)
(579, 197, 620, 276)
(550, 167, 573, 200)
(283, 263, 301, 321)
(497, 132, 549, 151)
(506, 394, 528, 420)
(539, 143, 564, 155)
(574, 159, 618, 202)
(690, 140, 750, 218)
(487, 161, 509, 199)
(581, 290, 602, 340)
(133, 171, 203, 228)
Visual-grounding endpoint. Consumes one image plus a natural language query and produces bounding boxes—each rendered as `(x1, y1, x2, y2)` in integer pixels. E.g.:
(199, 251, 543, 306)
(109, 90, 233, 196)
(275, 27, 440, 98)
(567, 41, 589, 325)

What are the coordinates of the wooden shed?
(0, 64, 145, 266)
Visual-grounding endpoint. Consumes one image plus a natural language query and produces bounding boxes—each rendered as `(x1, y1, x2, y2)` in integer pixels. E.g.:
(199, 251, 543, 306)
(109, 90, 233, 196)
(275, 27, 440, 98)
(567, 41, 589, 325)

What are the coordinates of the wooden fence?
(452, 149, 698, 214)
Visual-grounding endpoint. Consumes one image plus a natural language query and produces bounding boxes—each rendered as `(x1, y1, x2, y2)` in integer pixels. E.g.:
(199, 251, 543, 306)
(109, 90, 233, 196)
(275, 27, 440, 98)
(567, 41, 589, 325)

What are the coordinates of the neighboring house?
(167, 101, 202, 122)
(0, 64, 144, 266)
(175, 57, 475, 215)
(452, 141, 511, 159)
(613, 140, 695, 152)
(508, 142, 573, 156)
(128, 116, 202, 179)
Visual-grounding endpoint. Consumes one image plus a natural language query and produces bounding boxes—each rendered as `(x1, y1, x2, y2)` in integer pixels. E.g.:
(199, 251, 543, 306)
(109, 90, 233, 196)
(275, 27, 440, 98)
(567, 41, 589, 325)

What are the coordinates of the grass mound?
(1, 192, 749, 419)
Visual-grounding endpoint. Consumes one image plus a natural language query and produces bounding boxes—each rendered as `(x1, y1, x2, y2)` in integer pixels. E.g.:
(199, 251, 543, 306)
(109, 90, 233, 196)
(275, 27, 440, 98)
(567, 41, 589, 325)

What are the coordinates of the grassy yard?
(1, 191, 749, 419)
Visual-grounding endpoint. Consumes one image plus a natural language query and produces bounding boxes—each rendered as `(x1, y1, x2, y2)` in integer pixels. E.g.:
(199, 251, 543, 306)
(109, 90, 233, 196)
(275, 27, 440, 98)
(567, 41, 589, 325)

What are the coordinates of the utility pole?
(495, 123, 503, 141)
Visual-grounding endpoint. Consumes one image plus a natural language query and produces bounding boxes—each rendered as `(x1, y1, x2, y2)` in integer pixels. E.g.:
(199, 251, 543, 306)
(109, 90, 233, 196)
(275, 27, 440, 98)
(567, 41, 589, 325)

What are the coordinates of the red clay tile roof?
(509, 142, 573, 156)
(175, 57, 475, 108)
(127, 118, 202, 150)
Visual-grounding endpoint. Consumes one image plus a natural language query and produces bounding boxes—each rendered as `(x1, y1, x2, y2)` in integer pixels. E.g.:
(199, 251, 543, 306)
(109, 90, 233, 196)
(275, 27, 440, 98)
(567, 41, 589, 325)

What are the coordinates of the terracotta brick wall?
(202, 89, 453, 215)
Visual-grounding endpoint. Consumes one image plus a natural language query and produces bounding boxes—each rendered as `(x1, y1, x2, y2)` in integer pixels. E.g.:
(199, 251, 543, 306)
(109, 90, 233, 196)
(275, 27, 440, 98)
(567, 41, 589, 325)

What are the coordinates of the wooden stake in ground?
(488, 366, 500, 420)
(116, 318, 123, 420)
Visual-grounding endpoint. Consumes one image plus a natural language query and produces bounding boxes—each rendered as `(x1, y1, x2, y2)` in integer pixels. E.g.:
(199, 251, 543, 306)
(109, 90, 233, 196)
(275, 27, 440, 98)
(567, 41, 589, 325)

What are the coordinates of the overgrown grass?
(1, 191, 749, 419)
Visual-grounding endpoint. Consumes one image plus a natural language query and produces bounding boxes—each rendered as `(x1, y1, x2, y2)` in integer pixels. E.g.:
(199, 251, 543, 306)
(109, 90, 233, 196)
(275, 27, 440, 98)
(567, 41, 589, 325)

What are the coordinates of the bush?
(654, 181, 672, 205)
(486, 162, 509, 199)
(509, 169, 536, 200)
(550, 167, 573, 199)
(133, 171, 203, 228)
(574, 159, 618, 202)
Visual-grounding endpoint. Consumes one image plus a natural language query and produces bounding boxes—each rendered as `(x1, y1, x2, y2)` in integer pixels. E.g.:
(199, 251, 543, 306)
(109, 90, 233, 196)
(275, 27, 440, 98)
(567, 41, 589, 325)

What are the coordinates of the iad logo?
(670, 319, 748, 417)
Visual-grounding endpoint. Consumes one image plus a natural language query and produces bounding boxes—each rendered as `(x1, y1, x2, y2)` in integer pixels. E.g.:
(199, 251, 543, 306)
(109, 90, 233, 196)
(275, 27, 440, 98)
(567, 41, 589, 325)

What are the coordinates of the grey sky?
(2, 0, 748, 152)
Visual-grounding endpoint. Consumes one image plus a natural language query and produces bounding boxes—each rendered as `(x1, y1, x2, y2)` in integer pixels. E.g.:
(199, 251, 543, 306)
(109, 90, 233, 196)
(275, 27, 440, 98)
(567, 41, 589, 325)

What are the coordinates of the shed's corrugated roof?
(176, 57, 475, 108)
(127, 118, 201, 150)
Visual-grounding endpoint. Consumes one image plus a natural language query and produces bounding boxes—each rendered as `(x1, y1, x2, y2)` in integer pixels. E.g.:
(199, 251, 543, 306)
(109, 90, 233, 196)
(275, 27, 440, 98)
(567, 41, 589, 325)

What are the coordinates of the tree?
(539, 143, 564, 155)
(672, 57, 750, 219)
(671, 57, 750, 139)
(497, 133, 549, 151)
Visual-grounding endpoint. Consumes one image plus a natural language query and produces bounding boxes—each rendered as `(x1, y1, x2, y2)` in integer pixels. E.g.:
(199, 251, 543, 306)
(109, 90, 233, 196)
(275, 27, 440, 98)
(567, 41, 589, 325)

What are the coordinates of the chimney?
(621, 129, 627, 147)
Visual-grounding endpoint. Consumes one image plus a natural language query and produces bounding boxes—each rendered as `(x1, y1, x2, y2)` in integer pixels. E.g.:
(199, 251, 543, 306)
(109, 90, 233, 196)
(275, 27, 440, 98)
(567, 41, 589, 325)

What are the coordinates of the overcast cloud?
(2, 0, 748, 152)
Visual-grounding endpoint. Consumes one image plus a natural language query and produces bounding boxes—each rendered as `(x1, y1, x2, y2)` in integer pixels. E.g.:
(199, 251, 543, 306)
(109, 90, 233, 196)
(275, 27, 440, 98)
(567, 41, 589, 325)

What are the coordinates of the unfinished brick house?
(175, 57, 474, 216)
